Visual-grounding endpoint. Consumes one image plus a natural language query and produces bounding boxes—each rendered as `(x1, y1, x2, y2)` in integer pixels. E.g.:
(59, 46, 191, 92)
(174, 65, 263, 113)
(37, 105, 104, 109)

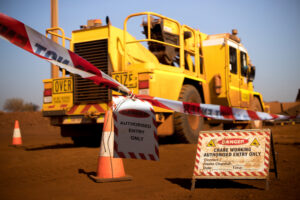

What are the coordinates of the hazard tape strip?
(136, 95, 298, 121)
(1, 13, 298, 122)
(0, 13, 130, 95)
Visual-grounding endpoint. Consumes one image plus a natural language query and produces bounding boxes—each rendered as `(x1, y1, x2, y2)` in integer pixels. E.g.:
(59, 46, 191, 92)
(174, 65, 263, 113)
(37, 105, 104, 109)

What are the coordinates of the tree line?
(3, 98, 39, 112)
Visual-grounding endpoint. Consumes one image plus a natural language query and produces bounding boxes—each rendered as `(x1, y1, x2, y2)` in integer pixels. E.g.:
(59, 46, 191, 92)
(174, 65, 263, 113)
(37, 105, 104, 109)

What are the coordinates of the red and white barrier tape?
(136, 95, 298, 121)
(0, 13, 130, 95)
(1, 13, 298, 122)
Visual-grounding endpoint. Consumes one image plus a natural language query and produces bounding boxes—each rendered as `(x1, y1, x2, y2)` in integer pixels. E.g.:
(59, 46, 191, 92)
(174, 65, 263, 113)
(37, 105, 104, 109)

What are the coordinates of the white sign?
(113, 96, 159, 161)
(193, 129, 271, 179)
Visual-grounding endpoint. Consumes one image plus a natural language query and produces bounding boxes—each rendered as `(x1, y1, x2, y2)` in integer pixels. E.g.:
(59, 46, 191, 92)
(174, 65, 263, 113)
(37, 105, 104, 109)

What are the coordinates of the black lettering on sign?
(62, 59, 69, 65)
(233, 166, 242, 169)
(33, 42, 70, 65)
(59, 80, 63, 91)
(0, 23, 28, 47)
(14, 34, 27, 47)
(215, 110, 221, 116)
(57, 56, 63, 62)
(249, 152, 261, 156)
(68, 79, 72, 91)
(0, 24, 8, 34)
(45, 50, 58, 60)
(53, 79, 72, 93)
(130, 135, 144, 141)
(123, 74, 128, 85)
(183, 102, 201, 115)
(35, 43, 47, 54)
(64, 80, 67, 91)
(113, 73, 134, 86)
(54, 81, 59, 93)
(128, 74, 133, 81)
(6, 30, 16, 41)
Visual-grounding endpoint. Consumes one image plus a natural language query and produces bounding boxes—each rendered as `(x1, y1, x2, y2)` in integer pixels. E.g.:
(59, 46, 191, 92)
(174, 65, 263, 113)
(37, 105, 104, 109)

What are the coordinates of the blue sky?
(0, 0, 299, 110)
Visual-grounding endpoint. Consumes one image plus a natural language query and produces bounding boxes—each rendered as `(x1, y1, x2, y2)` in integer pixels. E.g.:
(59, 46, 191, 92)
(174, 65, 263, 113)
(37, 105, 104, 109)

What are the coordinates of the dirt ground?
(0, 112, 299, 200)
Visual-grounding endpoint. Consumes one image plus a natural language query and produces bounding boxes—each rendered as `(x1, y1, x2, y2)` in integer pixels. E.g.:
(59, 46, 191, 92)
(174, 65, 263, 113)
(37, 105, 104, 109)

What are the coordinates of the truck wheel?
(174, 84, 204, 143)
(61, 124, 102, 147)
(71, 135, 101, 147)
(250, 97, 263, 129)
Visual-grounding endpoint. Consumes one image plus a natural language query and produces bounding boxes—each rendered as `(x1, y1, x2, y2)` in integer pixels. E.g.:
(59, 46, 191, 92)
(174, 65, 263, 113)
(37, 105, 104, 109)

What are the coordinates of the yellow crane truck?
(42, 12, 266, 144)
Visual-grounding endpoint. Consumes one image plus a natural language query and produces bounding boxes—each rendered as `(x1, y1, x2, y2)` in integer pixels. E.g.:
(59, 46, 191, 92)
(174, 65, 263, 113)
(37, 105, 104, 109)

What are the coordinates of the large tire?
(249, 97, 263, 129)
(71, 135, 101, 147)
(224, 97, 263, 130)
(174, 84, 204, 143)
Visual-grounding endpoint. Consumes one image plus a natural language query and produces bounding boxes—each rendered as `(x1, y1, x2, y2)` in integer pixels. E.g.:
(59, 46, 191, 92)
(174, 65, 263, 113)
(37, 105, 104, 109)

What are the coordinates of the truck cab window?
(229, 46, 237, 74)
(240, 51, 248, 77)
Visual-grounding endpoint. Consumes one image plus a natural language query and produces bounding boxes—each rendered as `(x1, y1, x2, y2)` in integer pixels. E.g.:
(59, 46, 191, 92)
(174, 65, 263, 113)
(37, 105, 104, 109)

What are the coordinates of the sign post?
(191, 129, 277, 190)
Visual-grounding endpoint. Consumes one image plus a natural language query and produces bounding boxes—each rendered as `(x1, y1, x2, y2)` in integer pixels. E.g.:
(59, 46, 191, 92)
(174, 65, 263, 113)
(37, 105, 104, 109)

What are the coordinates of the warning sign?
(193, 129, 271, 179)
(113, 96, 159, 161)
(250, 138, 260, 147)
(207, 140, 216, 147)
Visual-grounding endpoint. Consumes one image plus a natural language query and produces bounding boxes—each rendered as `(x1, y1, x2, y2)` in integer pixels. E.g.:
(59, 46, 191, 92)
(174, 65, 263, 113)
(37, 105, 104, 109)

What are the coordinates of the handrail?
(182, 24, 198, 74)
(46, 27, 71, 77)
(126, 39, 180, 49)
(123, 12, 182, 70)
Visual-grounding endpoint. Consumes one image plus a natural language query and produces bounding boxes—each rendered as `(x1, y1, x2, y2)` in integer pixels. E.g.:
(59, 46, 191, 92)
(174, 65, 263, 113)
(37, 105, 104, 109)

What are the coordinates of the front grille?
(73, 39, 111, 104)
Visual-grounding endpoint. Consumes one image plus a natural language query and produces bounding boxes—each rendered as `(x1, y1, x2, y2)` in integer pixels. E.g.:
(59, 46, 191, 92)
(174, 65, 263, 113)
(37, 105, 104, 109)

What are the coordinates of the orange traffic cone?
(90, 110, 132, 183)
(12, 120, 22, 145)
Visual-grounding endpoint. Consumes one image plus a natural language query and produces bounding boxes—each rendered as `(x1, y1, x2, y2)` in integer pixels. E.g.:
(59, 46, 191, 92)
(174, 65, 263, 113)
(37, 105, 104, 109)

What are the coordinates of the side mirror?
(241, 65, 248, 76)
(248, 66, 256, 82)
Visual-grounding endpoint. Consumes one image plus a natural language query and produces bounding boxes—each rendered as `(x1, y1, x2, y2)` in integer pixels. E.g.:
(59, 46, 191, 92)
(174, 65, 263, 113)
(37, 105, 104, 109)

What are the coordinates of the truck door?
(239, 50, 250, 108)
(228, 45, 240, 107)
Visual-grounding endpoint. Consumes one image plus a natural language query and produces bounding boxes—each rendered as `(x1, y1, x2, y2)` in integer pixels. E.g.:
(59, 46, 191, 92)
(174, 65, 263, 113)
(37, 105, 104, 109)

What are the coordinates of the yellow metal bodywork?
(42, 11, 265, 127)
(202, 37, 262, 109)
(42, 78, 73, 111)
